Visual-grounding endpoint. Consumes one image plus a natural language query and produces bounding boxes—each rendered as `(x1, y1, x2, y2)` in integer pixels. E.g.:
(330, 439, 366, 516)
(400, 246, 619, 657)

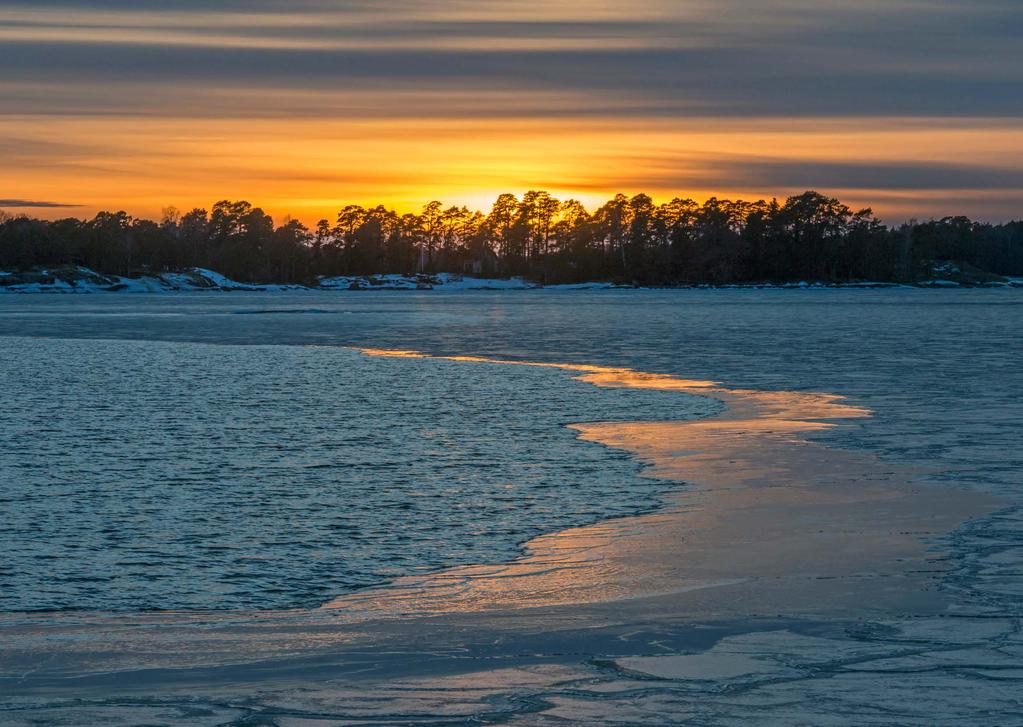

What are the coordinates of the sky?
(1, 0, 1021, 224)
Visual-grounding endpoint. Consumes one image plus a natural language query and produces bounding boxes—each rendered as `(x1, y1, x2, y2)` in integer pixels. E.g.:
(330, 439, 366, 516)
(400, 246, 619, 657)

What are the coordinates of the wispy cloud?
(604, 156, 1023, 193)
(0, 1, 1020, 117)
(0, 199, 79, 208)
(0, 0, 1020, 220)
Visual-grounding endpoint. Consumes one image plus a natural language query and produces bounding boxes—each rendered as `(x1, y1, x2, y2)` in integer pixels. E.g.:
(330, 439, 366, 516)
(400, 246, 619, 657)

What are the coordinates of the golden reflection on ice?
(1, 347, 1002, 684)
(321, 349, 989, 620)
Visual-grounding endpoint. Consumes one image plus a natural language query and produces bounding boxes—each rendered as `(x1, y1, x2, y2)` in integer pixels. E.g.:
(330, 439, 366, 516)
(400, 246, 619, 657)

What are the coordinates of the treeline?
(1, 191, 1020, 284)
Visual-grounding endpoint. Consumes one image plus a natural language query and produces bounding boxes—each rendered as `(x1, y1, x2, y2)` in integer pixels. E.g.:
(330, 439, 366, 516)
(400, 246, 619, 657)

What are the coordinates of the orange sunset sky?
(1, 1, 1021, 224)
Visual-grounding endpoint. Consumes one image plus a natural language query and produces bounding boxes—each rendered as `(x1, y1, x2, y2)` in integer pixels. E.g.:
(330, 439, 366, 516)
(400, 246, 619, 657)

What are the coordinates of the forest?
(1, 191, 1020, 285)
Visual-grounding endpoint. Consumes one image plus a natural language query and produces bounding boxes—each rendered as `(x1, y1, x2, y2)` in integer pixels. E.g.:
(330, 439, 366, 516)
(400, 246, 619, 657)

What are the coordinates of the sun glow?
(2, 1, 1022, 222)
(3, 113, 1022, 224)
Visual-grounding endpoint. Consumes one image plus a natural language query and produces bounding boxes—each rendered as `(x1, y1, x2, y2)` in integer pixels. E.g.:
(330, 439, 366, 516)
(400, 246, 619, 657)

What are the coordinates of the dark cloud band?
(0, 1, 1020, 118)
(0, 199, 79, 208)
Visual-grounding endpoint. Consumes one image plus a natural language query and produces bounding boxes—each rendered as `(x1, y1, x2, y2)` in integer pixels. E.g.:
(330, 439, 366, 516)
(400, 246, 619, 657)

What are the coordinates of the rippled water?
(0, 336, 716, 612)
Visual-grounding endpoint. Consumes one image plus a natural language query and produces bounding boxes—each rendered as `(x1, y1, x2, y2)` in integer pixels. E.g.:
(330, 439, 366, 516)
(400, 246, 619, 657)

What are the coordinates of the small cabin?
(463, 246, 500, 277)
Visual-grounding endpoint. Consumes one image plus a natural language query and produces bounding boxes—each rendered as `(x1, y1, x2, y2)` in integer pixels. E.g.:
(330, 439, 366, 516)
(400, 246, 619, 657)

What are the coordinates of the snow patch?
(318, 273, 540, 290)
(2, 266, 1020, 293)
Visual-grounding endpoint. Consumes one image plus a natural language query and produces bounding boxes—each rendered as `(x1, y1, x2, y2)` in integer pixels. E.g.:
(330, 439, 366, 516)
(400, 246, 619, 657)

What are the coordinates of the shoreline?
(2, 266, 1021, 293)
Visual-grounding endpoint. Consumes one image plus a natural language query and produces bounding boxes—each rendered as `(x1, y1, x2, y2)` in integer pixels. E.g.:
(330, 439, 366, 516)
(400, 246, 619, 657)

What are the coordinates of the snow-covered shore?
(0, 267, 628, 293)
(1, 266, 1020, 293)
(0, 267, 304, 294)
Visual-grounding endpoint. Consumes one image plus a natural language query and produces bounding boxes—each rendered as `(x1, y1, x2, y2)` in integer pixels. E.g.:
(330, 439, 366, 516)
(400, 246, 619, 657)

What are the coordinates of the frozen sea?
(1, 288, 1021, 725)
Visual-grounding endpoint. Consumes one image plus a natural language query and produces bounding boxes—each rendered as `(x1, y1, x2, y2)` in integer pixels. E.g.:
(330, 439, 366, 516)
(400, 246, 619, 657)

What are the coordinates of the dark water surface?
(0, 290, 1020, 614)
(1, 338, 718, 612)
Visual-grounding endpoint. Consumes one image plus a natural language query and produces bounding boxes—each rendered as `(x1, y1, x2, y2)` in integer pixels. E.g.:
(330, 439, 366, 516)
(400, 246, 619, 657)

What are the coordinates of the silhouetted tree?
(1, 191, 1019, 285)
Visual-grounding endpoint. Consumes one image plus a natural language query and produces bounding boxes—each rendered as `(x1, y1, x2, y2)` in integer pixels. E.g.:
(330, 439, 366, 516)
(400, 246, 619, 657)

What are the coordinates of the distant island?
(2, 191, 1020, 290)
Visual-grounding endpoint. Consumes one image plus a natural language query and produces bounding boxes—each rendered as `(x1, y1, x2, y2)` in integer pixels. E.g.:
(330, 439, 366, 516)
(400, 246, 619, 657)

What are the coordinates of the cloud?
(699, 159, 1023, 193)
(0, 199, 80, 208)
(0, 1, 1019, 118)
(2, 45, 1020, 120)
(1, 0, 1021, 221)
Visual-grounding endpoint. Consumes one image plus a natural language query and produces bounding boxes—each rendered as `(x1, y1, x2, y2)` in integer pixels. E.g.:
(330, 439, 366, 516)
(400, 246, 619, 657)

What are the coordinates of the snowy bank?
(0, 268, 627, 293)
(318, 273, 543, 291)
(0, 266, 310, 293)
(1, 266, 1020, 293)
